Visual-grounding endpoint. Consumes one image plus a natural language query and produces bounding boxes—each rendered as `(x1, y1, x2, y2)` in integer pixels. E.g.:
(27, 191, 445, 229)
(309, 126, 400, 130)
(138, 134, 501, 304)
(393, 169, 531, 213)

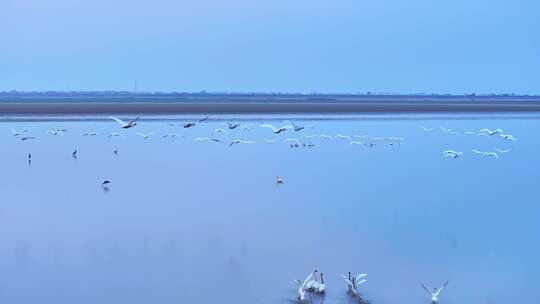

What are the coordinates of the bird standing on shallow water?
(276, 176, 284, 185)
(72, 149, 77, 159)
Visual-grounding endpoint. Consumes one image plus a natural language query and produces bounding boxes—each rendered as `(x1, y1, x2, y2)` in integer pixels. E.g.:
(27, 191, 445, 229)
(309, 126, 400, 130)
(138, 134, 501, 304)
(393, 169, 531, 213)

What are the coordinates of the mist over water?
(1, 115, 539, 304)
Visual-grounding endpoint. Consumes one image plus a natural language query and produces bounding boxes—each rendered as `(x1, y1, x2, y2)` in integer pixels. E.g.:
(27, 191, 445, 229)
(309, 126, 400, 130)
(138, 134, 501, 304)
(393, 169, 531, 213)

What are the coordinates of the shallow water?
(1, 115, 539, 304)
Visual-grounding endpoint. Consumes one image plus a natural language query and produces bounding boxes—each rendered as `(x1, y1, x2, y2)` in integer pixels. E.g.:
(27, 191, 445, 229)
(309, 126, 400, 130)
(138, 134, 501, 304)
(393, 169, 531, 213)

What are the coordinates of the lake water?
(1, 114, 539, 304)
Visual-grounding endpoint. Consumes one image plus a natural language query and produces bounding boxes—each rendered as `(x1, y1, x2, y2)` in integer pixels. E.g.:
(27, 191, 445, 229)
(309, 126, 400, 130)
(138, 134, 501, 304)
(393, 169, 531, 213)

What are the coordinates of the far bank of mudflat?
(1, 93, 540, 115)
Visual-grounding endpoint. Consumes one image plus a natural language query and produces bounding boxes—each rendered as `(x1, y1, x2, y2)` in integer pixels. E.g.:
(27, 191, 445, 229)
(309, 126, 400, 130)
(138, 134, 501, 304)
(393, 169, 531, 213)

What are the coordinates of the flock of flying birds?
(294, 269, 448, 304)
(420, 126, 516, 159)
(10, 116, 515, 193)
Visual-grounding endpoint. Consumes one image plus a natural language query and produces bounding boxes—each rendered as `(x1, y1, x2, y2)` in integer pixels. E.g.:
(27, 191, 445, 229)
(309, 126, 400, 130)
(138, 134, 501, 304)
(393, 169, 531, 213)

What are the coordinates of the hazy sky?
(1, 0, 539, 93)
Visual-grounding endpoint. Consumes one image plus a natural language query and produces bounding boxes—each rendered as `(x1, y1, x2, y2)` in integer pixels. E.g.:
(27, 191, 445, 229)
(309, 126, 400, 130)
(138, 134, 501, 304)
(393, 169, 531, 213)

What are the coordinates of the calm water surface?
(0, 115, 539, 304)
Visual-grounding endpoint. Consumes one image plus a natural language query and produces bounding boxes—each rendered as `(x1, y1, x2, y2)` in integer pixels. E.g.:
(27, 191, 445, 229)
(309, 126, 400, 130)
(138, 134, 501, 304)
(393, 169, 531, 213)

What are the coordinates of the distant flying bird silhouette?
(110, 116, 139, 129)
(472, 149, 499, 158)
(286, 121, 305, 132)
(108, 132, 123, 138)
(183, 122, 196, 128)
(443, 150, 463, 158)
(83, 131, 100, 136)
(479, 128, 503, 136)
(500, 134, 517, 141)
(495, 148, 511, 154)
(229, 139, 255, 146)
(198, 117, 210, 123)
(335, 134, 351, 140)
(227, 122, 241, 130)
(348, 141, 363, 146)
(11, 128, 27, 136)
(20, 136, 35, 141)
(260, 123, 289, 134)
(137, 132, 154, 139)
(163, 133, 178, 138)
(440, 127, 458, 135)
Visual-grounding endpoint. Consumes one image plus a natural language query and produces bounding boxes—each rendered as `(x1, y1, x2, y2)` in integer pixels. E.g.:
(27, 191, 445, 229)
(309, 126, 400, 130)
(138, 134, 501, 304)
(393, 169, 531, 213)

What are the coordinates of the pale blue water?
(0, 115, 539, 304)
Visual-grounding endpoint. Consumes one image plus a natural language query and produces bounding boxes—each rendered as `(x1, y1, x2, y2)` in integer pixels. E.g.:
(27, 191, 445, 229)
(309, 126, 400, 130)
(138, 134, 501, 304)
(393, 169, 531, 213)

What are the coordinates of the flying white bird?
(83, 131, 100, 136)
(443, 150, 463, 158)
(286, 121, 305, 132)
(10, 128, 27, 136)
(495, 148, 511, 154)
(260, 123, 289, 134)
(472, 149, 499, 158)
(284, 138, 299, 143)
(440, 127, 458, 135)
(335, 134, 351, 140)
(227, 122, 241, 130)
(229, 139, 255, 146)
(212, 128, 226, 134)
(108, 132, 123, 138)
(110, 116, 139, 129)
(421, 281, 448, 304)
(137, 132, 154, 139)
(500, 134, 517, 141)
(348, 141, 363, 146)
(479, 128, 503, 136)
(163, 133, 178, 138)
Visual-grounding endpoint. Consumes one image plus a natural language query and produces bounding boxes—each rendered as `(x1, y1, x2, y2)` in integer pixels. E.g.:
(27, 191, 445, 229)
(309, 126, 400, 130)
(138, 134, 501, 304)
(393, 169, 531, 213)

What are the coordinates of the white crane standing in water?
(421, 281, 448, 304)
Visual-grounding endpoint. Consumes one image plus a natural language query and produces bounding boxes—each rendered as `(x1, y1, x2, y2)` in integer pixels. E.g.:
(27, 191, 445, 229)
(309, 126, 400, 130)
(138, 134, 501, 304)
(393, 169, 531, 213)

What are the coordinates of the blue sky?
(1, 0, 539, 93)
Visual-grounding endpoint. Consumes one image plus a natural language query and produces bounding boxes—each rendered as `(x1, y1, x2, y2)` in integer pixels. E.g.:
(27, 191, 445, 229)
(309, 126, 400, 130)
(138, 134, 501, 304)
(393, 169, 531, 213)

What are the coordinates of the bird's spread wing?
(355, 273, 367, 282)
(421, 283, 434, 296)
(260, 124, 277, 132)
(110, 116, 127, 126)
(356, 279, 367, 285)
(434, 281, 448, 296)
(302, 272, 314, 289)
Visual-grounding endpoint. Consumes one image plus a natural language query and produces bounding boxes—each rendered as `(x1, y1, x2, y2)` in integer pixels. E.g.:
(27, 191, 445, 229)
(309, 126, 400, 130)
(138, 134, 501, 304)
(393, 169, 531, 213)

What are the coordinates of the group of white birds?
(295, 269, 448, 304)
(422, 126, 516, 159)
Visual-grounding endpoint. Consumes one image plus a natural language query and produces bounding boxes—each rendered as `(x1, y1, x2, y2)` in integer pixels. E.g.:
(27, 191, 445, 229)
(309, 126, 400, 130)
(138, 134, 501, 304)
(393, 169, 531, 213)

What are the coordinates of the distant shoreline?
(1, 94, 540, 115)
